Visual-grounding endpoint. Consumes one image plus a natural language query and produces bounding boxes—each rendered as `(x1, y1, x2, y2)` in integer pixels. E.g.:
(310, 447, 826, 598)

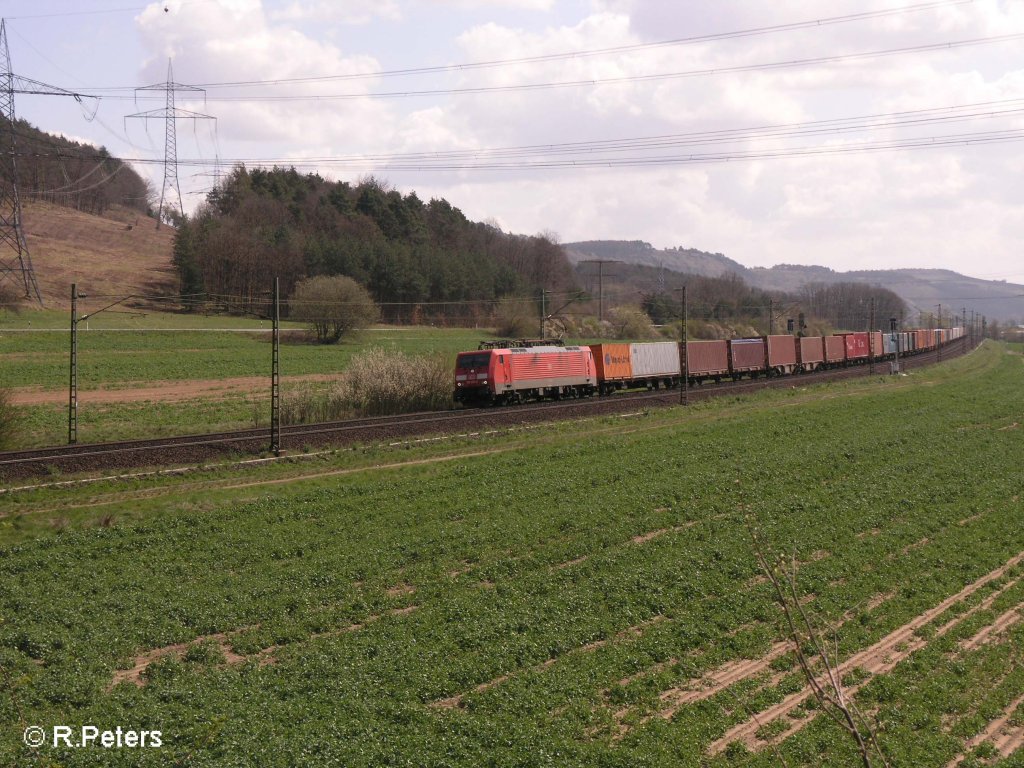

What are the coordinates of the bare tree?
(290, 275, 379, 343)
(748, 522, 890, 768)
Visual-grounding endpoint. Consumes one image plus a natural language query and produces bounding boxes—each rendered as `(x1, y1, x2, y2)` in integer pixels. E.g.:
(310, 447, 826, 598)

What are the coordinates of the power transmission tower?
(0, 20, 40, 303)
(127, 59, 214, 229)
(0, 18, 97, 304)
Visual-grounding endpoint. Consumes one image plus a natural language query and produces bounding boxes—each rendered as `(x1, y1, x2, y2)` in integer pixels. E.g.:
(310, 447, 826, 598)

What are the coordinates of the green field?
(1, 310, 495, 446)
(0, 310, 489, 389)
(1, 343, 1022, 766)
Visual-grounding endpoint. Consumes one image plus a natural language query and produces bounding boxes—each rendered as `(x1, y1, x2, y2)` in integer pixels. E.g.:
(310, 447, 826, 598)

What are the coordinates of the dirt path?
(945, 692, 1024, 767)
(9, 373, 339, 406)
(708, 551, 1024, 755)
(107, 605, 417, 691)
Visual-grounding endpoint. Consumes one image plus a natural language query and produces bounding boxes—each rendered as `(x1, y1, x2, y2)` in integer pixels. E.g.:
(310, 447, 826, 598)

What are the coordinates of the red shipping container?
(824, 335, 846, 363)
(840, 332, 869, 360)
(686, 340, 729, 376)
(766, 335, 797, 373)
(729, 338, 766, 373)
(799, 336, 825, 369)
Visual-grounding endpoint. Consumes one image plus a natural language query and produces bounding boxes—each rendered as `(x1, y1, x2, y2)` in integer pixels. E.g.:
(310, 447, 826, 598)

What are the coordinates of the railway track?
(0, 338, 973, 480)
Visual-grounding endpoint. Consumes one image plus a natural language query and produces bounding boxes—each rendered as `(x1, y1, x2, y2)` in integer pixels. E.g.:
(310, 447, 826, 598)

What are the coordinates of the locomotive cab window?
(457, 353, 490, 369)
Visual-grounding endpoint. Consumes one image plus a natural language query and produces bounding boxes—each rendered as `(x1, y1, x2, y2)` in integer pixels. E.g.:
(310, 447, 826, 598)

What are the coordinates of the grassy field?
(0, 310, 493, 446)
(0, 310, 489, 389)
(1, 342, 1021, 766)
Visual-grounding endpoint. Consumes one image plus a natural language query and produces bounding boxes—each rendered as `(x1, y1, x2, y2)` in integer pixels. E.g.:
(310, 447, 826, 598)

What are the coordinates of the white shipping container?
(630, 342, 681, 377)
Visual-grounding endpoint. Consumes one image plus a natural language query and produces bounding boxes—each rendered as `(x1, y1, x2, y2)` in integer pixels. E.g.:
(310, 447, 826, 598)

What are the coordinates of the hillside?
(750, 265, 1024, 322)
(17, 200, 176, 309)
(564, 240, 749, 279)
(565, 240, 1024, 322)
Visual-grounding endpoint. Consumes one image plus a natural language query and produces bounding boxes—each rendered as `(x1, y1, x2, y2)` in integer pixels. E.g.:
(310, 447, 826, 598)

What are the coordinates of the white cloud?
(270, 1, 402, 24)
(420, 0, 555, 10)
(119, 0, 1024, 287)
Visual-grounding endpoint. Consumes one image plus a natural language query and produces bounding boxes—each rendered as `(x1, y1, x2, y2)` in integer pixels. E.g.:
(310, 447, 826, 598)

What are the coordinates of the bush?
(494, 298, 538, 339)
(281, 350, 452, 423)
(608, 306, 656, 340)
(289, 275, 379, 344)
(343, 349, 452, 416)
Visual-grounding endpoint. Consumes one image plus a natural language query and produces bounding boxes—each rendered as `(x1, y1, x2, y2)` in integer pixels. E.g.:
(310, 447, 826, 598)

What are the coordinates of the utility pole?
(768, 298, 774, 335)
(891, 315, 900, 375)
(68, 283, 77, 444)
(270, 277, 281, 456)
(580, 259, 619, 323)
(68, 291, 135, 444)
(675, 286, 688, 405)
(868, 297, 875, 374)
(539, 288, 547, 338)
(936, 303, 942, 362)
(127, 59, 215, 229)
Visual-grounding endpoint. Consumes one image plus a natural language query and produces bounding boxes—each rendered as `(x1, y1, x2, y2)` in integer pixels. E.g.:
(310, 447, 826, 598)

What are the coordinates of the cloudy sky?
(5, 0, 1024, 284)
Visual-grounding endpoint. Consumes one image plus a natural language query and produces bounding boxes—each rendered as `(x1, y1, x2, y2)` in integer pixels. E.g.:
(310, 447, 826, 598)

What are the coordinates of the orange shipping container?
(590, 343, 633, 382)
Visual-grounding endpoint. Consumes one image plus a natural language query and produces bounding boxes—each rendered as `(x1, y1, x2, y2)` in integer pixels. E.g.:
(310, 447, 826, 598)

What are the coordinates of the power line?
(17, 92, 1024, 173)
(71, 31, 1024, 104)
(75, 0, 975, 92)
(95, 127, 1024, 170)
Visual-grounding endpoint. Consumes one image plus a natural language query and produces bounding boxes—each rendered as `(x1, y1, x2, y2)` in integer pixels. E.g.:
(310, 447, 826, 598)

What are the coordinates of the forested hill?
(174, 167, 577, 319)
(4, 117, 151, 217)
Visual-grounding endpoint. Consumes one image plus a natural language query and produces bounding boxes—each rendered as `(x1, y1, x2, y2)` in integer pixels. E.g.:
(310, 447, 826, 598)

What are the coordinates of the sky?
(3, 0, 1024, 285)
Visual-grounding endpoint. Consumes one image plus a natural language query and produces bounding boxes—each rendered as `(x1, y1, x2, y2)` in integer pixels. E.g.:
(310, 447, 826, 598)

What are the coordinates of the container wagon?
(870, 331, 885, 360)
(592, 342, 680, 393)
(591, 343, 633, 394)
(766, 335, 798, 375)
(839, 332, 870, 362)
(798, 336, 825, 372)
(686, 340, 729, 383)
(729, 338, 767, 378)
(630, 342, 681, 389)
(824, 335, 846, 367)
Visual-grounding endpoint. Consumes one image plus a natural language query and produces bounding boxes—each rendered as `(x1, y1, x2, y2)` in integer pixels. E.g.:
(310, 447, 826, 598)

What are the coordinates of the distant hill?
(564, 240, 1023, 322)
(18, 200, 176, 309)
(564, 240, 750, 280)
(749, 265, 1023, 323)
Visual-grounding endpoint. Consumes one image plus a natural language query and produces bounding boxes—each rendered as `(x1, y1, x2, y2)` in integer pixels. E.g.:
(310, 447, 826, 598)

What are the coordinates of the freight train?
(452, 328, 965, 405)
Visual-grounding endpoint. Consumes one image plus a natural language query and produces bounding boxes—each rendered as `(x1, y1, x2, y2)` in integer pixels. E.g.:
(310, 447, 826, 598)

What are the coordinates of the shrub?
(281, 350, 452, 423)
(289, 275, 379, 344)
(608, 306, 656, 340)
(494, 298, 538, 339)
